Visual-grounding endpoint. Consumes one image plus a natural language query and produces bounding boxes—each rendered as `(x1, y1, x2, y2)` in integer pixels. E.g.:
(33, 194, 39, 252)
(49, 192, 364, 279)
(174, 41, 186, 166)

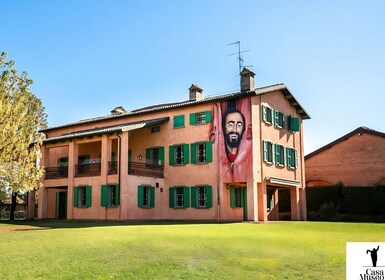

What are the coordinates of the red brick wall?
(305, 133, 385, 186)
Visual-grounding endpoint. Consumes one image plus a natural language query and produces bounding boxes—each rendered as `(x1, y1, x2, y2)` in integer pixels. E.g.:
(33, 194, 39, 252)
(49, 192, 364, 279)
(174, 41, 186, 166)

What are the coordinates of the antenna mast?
(227, 40, 250, 74)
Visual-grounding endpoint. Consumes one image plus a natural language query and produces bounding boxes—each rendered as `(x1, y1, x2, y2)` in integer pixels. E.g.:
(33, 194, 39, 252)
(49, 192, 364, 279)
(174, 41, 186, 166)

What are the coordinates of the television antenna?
(227, 40, 252, 74)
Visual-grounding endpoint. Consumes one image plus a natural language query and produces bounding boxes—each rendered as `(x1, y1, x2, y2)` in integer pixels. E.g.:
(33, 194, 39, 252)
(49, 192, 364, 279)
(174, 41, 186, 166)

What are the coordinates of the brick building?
(305, 127, 385, 187)
(35, 68, 310, 221)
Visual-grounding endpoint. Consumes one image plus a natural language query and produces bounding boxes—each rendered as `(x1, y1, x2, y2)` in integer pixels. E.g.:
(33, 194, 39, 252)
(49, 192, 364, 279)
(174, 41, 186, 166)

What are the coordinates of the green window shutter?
(205, 111, 212, 123)
(169, 187, 175, 208)
(263, 141, 268, 162)
(206, 185, 213, 208)
(85, 185, 92, 207)
(230, 187, 236, 208)
(282, 113, 286, 129)
(55, 192, 60, 219)
(169, 146, 175, 166)
(115, 185, 120, 206)
(183, 144, 190, 164)
(183, 187, 190, 208)
(138, 185, 144, 208)
(159, 147, 165, 166)
(150, 187, 155, 208)
(189, 113, 196, 125)
(274, 110, 279, 126)
(295, 150, 298, 168)
(101, 185, 108, 207)
(145, 148, 151, 164)
(191, 143, 197, 164)
(73, 187, 78, 207)
(205, 141, 213, 163)
(286, 147, 292, 167)
(275, 145, 280, 164)
(292, 118, 300, 132)
(191, 187, 197, 208)
(262, 105, 267, 122)
(173, 115, 185, 128)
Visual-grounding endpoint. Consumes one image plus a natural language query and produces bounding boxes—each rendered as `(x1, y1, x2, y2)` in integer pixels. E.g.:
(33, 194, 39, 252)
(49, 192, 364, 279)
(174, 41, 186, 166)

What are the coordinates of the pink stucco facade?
(37, 70, 309, 221)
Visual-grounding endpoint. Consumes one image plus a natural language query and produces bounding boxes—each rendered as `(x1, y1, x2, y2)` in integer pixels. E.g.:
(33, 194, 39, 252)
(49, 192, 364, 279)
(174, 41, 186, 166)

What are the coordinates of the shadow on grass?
(0, 219, 237, 230)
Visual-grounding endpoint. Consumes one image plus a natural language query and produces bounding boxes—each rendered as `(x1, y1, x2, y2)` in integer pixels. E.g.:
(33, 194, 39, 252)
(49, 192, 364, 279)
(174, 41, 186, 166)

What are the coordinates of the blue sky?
(2, 0, 385, 154)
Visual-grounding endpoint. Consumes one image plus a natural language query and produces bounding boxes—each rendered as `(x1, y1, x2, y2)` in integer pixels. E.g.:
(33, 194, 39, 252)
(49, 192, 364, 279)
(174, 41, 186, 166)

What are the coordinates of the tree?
(0, 51, 47, 220)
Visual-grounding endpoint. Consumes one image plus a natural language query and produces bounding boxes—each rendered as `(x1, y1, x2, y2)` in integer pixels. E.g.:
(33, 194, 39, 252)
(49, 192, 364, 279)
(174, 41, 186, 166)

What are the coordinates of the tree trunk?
(10, 191, 17, 220)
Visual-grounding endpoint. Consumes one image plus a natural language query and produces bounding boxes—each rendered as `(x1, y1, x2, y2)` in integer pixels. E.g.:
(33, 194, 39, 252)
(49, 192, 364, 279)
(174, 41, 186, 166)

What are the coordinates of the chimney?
(111, 106, 126, 115)
(189, 84, 203, 101)
(240, 67, 255, 92)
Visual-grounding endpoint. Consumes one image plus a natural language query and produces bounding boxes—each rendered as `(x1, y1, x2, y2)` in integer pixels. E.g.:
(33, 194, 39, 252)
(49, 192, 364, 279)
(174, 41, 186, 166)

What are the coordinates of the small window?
(286, 147, 298, 169)
(263, 140, 274, 164)
(169, 186, 190, 208)
(262, 105, 273, 124)
(274, 110, 286, 128)
(169, 144, 189, 166)
(138, 185, 155, 208)
(275, 144, 285, 166)
(190, 111, 212, 125)
(151, 126, 161, 133)
(173, 115, 185, 128)
(101, 185, 120, 207)
(74, 185, 92, 208)
(196, 143, 206, 163)
(191, 185, 212, 208)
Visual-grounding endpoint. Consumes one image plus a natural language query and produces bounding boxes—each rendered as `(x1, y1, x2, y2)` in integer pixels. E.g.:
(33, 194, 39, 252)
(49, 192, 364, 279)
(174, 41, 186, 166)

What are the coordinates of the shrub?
(318, 202, 336, 221)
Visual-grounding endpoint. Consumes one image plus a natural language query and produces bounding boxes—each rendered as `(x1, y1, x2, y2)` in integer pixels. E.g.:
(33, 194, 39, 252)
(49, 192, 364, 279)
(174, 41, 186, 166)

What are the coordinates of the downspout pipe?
(117, 132, 122, 220)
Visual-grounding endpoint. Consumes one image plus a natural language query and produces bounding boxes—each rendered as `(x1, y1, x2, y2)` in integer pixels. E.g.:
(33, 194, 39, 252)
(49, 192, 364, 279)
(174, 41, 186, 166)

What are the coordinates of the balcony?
(75, 163, 101, 177)
(45, 166, 68, 180)
(128, 161, 164, 178)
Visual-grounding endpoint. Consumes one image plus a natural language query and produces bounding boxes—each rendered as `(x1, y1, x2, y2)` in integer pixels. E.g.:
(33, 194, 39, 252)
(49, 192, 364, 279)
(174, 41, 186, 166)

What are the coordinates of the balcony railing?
(128, 161, 164, 178)
(75, 163, 101, 177)
(45, 166, 68, 179)
(108, 161, 118, 175)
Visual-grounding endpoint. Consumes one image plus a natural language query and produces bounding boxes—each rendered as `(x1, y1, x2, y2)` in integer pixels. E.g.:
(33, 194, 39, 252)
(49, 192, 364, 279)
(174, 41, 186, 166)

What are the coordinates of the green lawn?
(0, 221, 384, 279)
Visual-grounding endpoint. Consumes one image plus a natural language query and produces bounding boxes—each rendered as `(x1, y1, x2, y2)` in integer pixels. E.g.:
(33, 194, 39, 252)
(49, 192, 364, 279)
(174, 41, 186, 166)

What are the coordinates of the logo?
(347, 242, 385, 280)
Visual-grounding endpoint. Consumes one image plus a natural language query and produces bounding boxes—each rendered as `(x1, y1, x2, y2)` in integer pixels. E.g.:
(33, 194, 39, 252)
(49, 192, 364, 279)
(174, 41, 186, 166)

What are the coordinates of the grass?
(0, 221, 385, 279)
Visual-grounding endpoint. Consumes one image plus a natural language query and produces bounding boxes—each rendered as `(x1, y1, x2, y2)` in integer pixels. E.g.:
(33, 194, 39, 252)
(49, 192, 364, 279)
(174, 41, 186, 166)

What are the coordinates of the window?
(191, 185, 212, 208)
(262, 105, 273, 124)
(263, 140, 274, 164)
(274, 110, 286, 128)
(190, 111, 212, 125)
(173, 115, 185, 128)
(275, 144, 285, 166)
(288, 115, 300, 132)
(73, 185, 92, 208)
(230, 186, 243, 208)
(138, 185, 155, 208)
(169, 144, 189, 166)
(191, 141, 212, 164)
(169, 186, 190, 208)
(286, 147, 298, 169)
(146, 147, 164, 166)
(101, 185, 120, 207)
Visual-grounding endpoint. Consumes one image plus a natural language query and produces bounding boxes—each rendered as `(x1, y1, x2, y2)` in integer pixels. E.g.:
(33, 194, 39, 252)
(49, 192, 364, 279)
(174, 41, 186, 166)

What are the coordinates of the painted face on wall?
(224, 111, 245, 148)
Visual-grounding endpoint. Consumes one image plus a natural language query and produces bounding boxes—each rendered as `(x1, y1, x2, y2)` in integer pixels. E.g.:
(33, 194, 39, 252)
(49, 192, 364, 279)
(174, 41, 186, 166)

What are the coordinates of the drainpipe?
(117, 132, 122, 221)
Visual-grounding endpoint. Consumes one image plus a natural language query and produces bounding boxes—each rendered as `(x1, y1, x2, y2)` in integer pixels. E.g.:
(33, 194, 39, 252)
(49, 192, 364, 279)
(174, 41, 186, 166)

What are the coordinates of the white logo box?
(346, 242, 385, 280)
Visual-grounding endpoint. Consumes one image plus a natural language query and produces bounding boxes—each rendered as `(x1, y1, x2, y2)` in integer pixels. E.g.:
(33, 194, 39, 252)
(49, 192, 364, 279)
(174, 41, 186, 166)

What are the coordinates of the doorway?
(55, 191, 67, 219)
(230, 186, 248, 221)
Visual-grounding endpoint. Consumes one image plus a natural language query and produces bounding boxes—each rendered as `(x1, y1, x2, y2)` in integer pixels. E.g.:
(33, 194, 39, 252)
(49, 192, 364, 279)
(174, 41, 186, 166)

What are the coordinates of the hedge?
(306, 184, 385, 221)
